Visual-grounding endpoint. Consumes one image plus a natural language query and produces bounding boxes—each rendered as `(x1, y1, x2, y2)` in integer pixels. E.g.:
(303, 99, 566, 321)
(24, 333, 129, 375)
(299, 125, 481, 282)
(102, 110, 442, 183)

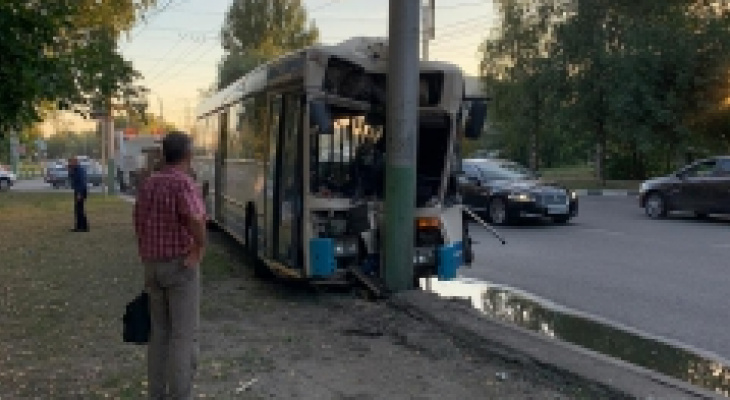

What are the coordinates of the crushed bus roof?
(195, 37, 466, 119)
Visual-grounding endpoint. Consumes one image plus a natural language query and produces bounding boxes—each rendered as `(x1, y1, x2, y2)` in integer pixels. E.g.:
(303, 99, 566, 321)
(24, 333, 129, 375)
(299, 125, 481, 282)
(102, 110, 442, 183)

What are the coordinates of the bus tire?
(245, 207, 273, 280)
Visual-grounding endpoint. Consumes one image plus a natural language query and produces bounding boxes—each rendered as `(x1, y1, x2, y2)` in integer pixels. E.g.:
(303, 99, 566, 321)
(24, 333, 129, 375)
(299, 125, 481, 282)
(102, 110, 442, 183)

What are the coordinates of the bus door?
(264, 93, 304, 268)
(214, 112, 228, 223)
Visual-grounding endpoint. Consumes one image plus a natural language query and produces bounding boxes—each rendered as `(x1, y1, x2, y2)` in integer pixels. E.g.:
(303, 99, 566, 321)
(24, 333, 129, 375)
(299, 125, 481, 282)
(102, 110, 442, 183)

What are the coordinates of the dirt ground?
(0, 192, 619, 399)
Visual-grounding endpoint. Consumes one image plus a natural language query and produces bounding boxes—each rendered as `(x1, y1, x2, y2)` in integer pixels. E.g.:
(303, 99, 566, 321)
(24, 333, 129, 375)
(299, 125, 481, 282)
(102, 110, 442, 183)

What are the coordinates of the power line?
(122, 0, 193, 48)
(310, 0, 348, 13)
(122, 0, 176, 47)
(142, 38, 208, 81)
(138, 36, 188, 76)
(430, 17, 497, 42)
(435, 13, 493, 33)
(147, 43, 220, 88)
(435, 1, 489, 10)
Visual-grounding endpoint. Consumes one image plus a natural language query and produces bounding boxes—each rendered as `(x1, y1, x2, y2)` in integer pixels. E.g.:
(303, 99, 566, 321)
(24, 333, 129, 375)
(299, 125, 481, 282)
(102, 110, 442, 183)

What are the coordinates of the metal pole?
(99, 118, 107, 195)
(384, 0, 420, 292)
(158, 96, 164, 121)
(106, 108, 116, 195)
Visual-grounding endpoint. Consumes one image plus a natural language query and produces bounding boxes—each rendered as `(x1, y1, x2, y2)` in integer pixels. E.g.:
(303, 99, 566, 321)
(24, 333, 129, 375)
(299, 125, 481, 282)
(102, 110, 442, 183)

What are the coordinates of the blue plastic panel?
(437, 242, 463, 281)
(309, 238, 337, 278)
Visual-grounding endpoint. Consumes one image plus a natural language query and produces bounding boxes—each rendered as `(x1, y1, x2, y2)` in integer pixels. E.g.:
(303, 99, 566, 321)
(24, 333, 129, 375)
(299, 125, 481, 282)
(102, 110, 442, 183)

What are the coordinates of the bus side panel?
(214, 97, 270, 254)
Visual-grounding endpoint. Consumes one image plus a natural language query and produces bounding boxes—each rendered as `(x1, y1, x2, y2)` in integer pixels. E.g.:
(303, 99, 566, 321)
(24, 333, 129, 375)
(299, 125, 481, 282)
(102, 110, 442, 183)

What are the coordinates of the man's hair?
(162, 131, 192, 165)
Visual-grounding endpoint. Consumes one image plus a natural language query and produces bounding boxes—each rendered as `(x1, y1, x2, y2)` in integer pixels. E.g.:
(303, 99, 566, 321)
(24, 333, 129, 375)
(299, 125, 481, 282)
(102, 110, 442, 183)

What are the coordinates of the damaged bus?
(193, 37, 486, 289)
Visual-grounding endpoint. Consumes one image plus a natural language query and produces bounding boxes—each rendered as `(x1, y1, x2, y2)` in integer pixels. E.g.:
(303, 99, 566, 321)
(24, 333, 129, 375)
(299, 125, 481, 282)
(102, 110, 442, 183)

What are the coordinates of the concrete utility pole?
(384, 0, 420, 292)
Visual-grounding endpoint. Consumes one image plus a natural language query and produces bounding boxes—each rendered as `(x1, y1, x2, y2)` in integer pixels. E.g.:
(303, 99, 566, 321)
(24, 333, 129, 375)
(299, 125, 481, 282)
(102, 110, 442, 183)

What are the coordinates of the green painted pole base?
(383, 165, 416, 292)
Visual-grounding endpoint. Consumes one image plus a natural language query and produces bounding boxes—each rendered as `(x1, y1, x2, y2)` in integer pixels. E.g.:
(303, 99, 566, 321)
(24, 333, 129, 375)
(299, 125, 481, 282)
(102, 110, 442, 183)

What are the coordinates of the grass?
(539, 165, 595, 180)
(0, 192, 628, 399)
(0, 192, 264, 399)
(540, 165, 642, 191)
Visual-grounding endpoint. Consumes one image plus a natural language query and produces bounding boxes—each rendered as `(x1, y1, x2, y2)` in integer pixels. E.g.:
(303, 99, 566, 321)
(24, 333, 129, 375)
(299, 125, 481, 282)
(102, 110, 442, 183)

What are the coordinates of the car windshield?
(472, 161, 536, 181)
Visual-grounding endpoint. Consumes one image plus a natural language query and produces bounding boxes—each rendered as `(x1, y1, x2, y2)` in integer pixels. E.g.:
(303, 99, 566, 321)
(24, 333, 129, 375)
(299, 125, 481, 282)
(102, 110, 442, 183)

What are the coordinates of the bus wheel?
(247, 213, 273, 279)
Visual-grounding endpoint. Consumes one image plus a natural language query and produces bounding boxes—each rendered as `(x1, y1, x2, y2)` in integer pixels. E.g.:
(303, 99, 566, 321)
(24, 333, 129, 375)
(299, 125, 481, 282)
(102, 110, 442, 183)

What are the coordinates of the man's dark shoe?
(70, 228, 89, 232)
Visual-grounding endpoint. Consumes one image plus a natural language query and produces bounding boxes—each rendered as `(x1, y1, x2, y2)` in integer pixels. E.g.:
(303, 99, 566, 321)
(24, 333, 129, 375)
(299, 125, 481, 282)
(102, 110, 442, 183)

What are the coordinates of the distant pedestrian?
(133, 131, 206, 400)
(68, 157, 89, 232)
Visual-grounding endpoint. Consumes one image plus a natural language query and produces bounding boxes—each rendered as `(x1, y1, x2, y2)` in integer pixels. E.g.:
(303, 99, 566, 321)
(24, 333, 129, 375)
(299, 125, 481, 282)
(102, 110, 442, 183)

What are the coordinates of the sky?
(47, 0, 497, 134)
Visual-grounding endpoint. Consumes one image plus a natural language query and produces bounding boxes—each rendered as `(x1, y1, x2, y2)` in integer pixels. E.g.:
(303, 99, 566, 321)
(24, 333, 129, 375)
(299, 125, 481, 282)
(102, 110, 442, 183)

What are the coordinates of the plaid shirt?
(133, 166, 206, 263)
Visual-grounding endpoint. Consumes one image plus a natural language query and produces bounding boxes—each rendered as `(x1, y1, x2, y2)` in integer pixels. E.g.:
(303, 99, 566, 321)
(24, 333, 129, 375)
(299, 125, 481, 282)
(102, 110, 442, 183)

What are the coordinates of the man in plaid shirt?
(133, 131, 206, 400)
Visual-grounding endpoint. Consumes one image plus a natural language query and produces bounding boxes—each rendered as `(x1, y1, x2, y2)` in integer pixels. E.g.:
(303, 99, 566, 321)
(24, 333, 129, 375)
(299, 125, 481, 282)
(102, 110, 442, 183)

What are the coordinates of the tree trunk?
(595, 123, 606, 185)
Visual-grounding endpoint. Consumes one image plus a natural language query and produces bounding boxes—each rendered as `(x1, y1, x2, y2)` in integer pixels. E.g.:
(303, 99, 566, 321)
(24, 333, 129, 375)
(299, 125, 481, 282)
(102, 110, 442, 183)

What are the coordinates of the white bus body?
(194, 37, 486, 286)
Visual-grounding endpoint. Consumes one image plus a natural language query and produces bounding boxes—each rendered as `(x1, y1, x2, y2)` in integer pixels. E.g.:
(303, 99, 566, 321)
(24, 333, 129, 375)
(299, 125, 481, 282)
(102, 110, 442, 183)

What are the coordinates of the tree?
(481, 0, 730, 180)
(217, 0, 319, 89)
(0, 1, 157, 137)
(480, 0, 571, 170)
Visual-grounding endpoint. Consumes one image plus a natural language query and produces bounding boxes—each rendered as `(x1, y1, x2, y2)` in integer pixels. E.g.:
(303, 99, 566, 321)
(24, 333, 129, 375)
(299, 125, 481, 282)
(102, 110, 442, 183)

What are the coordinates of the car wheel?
(488, 197, 510, 225)
(644, 192, 667, 219)
(553, 215, 571, 224)
(694, 212, 709, 220)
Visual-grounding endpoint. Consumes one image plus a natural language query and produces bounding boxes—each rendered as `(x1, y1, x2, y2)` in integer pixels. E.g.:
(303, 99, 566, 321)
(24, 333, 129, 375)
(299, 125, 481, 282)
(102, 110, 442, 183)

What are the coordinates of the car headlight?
(570, 191, 577, 200)
(639, 182, 649, 193)
(334, 238, 359, 257)
(508, 192, 534, 202)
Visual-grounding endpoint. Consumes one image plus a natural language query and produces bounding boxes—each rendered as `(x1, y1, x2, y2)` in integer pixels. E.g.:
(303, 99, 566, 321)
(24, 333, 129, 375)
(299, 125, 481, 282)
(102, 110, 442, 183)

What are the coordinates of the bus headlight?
(413, 248, 436, 265)
(334, 238, 359, 257)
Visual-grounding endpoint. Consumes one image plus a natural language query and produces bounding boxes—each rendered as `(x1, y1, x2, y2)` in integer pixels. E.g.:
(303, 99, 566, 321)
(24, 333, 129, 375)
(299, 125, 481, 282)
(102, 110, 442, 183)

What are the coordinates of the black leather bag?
(123, 291, 150, 345)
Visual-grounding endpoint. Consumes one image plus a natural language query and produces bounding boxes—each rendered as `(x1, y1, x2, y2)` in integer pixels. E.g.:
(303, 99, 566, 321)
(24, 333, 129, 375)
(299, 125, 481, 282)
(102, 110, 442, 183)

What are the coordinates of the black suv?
(639, 156, 730, 218)
(458, 158, 578, 225)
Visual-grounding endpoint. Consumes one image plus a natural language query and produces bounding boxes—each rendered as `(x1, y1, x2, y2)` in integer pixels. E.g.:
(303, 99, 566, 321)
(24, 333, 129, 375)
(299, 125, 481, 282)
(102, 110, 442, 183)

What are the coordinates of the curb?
(575, 189, 639, 197)
(389, 291, 721, 399)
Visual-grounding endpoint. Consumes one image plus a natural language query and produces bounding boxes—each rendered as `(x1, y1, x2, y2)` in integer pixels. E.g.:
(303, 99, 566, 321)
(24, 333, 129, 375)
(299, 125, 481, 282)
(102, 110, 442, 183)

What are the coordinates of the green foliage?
(217, 0, 319, 89)
(0, 1, 156, 137)
(45, 131, 101, 160)
(481, 0, 730, 179)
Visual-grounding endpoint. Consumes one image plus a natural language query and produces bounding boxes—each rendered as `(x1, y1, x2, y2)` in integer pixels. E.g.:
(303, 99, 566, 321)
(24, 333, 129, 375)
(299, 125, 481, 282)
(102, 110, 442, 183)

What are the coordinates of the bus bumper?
(437, 242, 463, 281)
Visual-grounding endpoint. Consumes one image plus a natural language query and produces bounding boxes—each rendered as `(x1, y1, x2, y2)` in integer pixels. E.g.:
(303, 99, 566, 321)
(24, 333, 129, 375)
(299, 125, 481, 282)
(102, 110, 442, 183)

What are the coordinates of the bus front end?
(302, 39, 485, 287)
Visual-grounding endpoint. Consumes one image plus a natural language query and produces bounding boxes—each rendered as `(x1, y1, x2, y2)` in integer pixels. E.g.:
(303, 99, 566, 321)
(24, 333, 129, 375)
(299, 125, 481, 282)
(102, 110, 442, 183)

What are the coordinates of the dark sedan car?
(639, 156, 730, 219)
(458, 158, 578, 225)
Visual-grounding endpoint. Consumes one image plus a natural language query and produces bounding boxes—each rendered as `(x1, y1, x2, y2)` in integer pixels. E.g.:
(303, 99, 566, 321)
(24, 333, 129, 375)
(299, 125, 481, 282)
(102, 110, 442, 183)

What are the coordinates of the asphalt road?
(466, 195, 730, 360)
